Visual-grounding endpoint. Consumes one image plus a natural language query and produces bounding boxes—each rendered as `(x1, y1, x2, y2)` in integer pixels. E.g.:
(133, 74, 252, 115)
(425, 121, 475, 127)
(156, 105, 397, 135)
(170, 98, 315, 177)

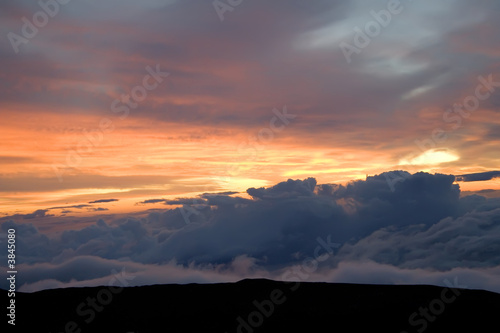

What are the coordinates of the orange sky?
(1, 0, 499, 220)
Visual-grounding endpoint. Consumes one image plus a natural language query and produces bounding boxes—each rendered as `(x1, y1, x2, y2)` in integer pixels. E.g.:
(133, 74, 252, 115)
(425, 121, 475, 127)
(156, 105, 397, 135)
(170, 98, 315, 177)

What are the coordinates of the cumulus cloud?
(2, 171, 500, 293)
(334, 208, 500, 270)
(247, 178, 317, 199)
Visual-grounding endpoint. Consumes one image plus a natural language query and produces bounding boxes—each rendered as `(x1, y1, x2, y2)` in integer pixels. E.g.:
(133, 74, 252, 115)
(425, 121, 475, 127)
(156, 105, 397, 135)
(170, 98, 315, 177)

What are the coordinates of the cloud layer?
(1, 172, 499, 293)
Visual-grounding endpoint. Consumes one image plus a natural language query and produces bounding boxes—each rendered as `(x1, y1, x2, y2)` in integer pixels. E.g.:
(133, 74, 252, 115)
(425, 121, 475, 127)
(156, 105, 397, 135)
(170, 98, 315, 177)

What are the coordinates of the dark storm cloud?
(456, 171, 500, 182)
(316, 172, 461, 232)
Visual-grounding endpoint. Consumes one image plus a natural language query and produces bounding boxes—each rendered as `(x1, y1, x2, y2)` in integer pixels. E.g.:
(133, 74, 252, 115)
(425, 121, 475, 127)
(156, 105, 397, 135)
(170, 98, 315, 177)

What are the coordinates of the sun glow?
(400, 149, 459, 166)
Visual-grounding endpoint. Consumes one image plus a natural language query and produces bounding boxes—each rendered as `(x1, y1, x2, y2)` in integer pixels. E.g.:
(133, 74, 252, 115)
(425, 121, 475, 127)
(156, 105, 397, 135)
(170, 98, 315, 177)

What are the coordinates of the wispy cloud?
(88, 199, 119, 204)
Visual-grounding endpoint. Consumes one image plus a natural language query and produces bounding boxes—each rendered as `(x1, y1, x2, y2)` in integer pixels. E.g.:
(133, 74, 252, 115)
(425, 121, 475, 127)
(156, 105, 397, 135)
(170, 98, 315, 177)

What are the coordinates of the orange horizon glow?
(1, 1, 499, 222)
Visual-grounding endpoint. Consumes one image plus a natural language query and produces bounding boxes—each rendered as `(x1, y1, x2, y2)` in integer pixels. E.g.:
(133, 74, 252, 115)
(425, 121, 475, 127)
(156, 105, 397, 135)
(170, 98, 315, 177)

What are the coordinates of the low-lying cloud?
(1, 171, 500, 293)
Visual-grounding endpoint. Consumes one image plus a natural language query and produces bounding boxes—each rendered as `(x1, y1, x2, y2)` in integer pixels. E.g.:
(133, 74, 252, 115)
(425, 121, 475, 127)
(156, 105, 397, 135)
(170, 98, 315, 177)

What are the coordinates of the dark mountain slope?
(3, 279, 499, 332)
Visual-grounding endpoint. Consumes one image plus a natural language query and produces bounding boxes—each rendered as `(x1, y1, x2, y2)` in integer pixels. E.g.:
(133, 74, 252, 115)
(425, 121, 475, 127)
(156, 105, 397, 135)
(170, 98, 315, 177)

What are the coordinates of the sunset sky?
(1, 1, 500, 293)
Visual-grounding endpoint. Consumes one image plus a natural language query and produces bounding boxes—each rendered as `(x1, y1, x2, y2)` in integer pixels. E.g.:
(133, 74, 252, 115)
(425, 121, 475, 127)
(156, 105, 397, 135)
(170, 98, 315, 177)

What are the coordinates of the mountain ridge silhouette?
(3, 278, 499, 332)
